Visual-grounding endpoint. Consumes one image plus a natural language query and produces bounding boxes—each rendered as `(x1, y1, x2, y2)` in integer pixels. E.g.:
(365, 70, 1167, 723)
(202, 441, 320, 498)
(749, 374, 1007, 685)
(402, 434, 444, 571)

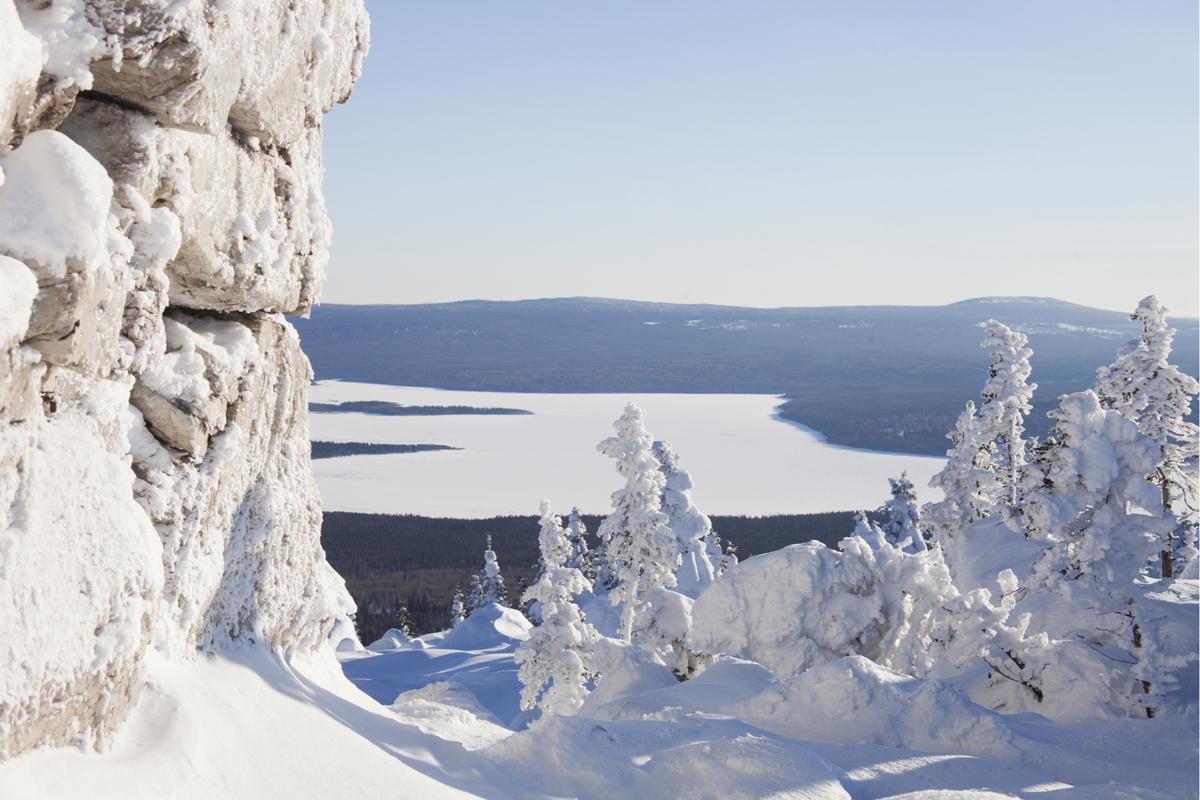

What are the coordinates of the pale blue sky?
(322, 1, 1199, 315)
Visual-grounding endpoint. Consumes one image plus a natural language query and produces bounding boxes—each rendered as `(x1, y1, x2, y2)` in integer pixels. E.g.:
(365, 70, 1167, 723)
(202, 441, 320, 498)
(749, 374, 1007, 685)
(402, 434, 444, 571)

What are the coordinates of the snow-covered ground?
(308, 382, 943, 517)
(7, 601, 1192, 799)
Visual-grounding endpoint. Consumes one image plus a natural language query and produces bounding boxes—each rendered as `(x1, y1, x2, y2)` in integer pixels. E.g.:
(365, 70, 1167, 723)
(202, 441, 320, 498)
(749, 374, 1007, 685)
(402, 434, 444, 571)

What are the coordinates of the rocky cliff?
(0, 0, 368, 758)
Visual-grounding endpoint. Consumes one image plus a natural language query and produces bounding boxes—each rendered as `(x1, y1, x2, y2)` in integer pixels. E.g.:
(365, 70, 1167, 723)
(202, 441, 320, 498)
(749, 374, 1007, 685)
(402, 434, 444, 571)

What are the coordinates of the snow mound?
(367, 628, 413, 652)
(486, 713, 852, 800)
(329, 615, 363, 653)
(735, 656, 1023, 762)
(433, 604, 532, 651)
(388, 682, 510, 750)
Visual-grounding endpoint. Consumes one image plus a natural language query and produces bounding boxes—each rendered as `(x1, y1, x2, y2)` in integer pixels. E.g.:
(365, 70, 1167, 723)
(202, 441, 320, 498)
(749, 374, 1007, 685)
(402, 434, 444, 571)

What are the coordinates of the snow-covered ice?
(308, 382, 944, 517)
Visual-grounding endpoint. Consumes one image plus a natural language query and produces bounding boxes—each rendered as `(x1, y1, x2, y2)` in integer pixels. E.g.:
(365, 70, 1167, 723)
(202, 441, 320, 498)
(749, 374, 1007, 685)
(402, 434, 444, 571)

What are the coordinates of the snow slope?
(4, 592, 1195, 799)
(308, 382, 944, 516)
(0, 647, 491, 800)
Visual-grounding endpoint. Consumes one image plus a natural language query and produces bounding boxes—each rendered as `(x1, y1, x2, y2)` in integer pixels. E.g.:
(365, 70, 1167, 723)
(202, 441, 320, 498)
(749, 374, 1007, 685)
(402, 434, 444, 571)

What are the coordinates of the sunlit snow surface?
(308, 382, 944, 517)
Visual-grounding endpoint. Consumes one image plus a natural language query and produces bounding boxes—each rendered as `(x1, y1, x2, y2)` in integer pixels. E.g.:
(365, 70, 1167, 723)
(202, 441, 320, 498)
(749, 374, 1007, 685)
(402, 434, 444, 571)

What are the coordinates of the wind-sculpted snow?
(0, 0, 367, 759)
(486, 714, 853, 800)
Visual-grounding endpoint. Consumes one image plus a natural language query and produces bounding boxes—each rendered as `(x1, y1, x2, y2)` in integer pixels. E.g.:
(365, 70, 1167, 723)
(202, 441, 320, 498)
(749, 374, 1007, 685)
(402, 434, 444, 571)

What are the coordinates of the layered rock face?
(0, 0, 368, 759)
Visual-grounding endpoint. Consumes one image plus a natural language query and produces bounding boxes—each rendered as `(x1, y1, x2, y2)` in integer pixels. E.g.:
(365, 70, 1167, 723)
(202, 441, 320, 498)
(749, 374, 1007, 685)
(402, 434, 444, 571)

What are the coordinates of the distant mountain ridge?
(292, 296, 1198, 456)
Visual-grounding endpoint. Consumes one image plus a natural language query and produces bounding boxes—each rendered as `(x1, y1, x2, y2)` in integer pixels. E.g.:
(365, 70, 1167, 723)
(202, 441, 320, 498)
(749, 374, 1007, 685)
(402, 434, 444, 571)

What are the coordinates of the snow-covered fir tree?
(515, 500, 600, 717)
(1021, 390, 1173, 716)
(878, 471, 925, 552)
(517, 577, 534, 621)
(923, 400, 998, 547)
(528, 502, 578, 623)
(468, 535, 510, 612)
(449, 585, 466, 627)
(978, 320, 1036, 512)
(850, 510, 886, 548)
(652, 440, 720, 597)
(718, 540, 739, 576)
(466, 574, 483, 616)
(596, 404, 680, 643)
(536, 501, 573, 575)
(1094, 296, 1199, 575)
(564, 506, 593, 579)
(705, 530, 725, 576)
(394, 604, 415, 638)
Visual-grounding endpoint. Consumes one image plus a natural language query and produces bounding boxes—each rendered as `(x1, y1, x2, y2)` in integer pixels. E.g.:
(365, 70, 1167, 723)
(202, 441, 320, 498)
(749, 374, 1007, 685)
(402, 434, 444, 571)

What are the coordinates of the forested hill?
(293, 297, 1199, 456)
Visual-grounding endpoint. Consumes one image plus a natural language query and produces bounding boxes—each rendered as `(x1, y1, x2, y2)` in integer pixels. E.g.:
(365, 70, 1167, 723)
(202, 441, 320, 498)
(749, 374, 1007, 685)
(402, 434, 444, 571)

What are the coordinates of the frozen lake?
(308, 382, 944, 518)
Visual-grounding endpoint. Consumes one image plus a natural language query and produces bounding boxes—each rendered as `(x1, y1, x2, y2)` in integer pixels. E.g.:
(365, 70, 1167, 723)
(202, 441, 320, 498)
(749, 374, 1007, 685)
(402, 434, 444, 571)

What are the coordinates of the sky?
(321, 1, 1199, 315)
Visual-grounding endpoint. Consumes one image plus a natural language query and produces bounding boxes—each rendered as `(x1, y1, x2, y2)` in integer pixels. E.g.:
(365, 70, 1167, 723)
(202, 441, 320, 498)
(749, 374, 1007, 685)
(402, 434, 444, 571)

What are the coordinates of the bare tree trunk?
(1132, 621, 1156, 718)
(1161, 471, 1174, 579)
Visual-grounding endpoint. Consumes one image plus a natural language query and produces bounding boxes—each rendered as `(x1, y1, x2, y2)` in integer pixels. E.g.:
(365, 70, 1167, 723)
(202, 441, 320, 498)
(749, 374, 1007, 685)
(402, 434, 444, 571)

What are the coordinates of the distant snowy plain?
(308, 382, 943, 517)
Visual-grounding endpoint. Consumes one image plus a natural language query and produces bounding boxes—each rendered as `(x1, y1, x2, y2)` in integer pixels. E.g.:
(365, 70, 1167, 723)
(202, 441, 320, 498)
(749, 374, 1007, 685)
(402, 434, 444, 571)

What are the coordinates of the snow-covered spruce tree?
(517, 577, 534, 621)
(878, 471, 925, 553)
(1095, 296, 1199, 576)
(718, 540, 739, 576)
(705, 530, 725, 576)
(528, 501, 577, 623)
(596, 404, 681, 643)
(515, 500, 600, 717)
(449, 586, 466, 627)
(564, 506, 593, 579)
(466, 574, 483, 616)
(923, 401, 997, 547)
(850, 510, 886, 548)
(468, 535, 510, 612)
(652, 440, 720, 597)
(978, 320, 1036, 513)
(394, 605, 415, 638)
(1021, 390, 1173, 716)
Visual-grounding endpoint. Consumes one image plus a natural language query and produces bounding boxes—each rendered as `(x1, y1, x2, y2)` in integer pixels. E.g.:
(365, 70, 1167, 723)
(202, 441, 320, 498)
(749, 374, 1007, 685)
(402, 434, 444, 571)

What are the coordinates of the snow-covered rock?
(130, 315, 351, 655)
(0, 382, 162, 758)
(85, 0, 368, 147)
(0, 0, 367, 761)
(61, 99, 333, 314)
(0, 255, 40, 421)
(0, 129, 133, 373)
